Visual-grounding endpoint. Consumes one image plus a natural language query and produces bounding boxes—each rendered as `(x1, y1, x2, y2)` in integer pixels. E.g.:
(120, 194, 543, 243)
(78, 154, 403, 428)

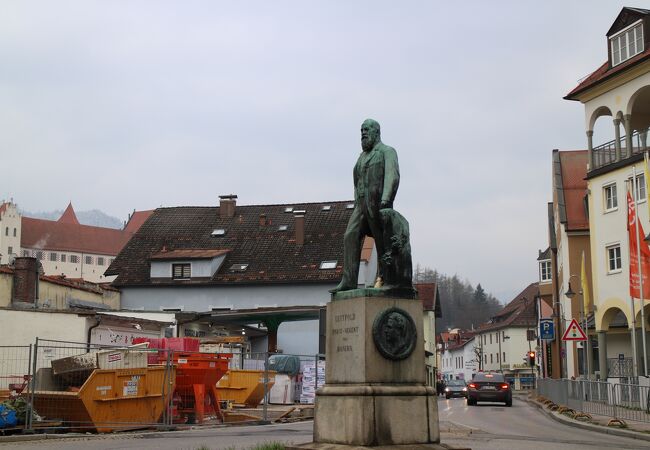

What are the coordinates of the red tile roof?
(21, 217, 131, 255)
(0, 265, 116, 294)
(565, 8, 650, 100)
(124, 210, 154, 234)
(21, 205, 151, 256)
(559, 151, 589, 231)
(0, 203, 8, 216)
(58, 203, 80, 225)
(475, 283, 539, 332)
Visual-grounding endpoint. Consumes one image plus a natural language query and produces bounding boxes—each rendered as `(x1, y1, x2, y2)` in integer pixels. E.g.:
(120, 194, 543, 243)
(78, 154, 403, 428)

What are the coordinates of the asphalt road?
(2, 397, 649, 450)
(438, 396, 649, 450)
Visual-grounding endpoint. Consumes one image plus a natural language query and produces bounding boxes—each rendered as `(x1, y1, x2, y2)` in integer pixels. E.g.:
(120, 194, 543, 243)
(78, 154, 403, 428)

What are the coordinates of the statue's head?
(361, 119, 381, 152)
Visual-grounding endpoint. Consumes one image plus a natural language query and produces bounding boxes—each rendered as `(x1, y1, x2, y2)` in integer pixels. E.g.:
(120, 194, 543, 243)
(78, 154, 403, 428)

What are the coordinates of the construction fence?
(536, 377, 650, 424)
(0, 339, 325, 434)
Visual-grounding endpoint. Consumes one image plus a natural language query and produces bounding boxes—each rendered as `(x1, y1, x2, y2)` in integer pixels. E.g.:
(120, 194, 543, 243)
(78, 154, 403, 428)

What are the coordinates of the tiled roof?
(124, 210, 155, 234)
(106, 200, 355, 286)
(20, 205, 151, 256)
(476, 282, 539, 332)
(0, 265, 116, 294)
(554, 150, 589, 232)
(0, 203, 8, 217)
(58, 203, 80, 225)
(21, 216, 131, 255)
(151, 249, 231, 260)
(416, 282, 442, 318)
(537, 247, 551, 261)
(565, 8, 650, 100)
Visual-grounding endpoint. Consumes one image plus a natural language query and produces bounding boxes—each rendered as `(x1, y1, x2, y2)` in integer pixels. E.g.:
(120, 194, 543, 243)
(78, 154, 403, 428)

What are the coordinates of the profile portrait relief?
(372, 307, 417, 360)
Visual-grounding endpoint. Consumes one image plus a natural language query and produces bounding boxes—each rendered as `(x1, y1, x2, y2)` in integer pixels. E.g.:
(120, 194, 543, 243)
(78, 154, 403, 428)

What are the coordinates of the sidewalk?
(524, 392, 650, 442)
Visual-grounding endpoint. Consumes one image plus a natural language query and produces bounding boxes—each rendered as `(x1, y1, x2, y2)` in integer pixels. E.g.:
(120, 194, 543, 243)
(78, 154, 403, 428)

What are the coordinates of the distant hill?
(21, 209, 123, 229)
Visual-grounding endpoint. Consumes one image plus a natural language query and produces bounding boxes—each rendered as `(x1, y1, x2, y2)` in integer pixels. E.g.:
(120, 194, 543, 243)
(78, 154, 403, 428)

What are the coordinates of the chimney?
(259, 213, 267, 227)
(294, 210, 306, 245)
(13, 257, 39, 305)
(219, 195, 237, 219)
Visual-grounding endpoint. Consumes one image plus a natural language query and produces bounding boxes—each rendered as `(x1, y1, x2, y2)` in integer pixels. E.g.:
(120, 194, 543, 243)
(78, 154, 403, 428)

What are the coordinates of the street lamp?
(565, 275, 590, 378)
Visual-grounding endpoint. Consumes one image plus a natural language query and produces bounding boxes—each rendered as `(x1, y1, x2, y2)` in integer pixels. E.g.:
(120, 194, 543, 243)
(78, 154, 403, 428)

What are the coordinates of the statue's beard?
(361, 137, 375, 152)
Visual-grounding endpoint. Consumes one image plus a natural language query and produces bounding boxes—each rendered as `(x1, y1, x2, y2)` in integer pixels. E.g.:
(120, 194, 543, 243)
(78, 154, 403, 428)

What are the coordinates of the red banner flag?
(627, 190, 650, 298)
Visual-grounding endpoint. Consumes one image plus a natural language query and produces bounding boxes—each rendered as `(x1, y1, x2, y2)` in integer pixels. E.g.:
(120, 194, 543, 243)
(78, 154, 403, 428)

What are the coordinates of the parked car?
(467, 372, 512, 406)
(444, 379, 468, 399)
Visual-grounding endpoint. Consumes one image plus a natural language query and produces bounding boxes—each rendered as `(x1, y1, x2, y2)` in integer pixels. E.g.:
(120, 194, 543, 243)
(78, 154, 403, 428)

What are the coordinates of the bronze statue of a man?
(330, 119, 413, 294)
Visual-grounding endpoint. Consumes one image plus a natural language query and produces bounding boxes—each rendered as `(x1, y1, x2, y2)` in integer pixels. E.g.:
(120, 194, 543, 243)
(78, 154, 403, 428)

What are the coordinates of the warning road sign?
(562, 318, 587, 341)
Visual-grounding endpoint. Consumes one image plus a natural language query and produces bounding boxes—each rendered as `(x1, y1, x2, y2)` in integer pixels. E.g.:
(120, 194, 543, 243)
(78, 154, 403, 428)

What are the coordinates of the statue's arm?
(382, 147, 400, 208)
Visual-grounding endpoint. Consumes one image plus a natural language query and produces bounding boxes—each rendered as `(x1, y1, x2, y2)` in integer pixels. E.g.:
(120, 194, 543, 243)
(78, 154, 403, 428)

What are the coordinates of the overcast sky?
(0, 1, 636, 301)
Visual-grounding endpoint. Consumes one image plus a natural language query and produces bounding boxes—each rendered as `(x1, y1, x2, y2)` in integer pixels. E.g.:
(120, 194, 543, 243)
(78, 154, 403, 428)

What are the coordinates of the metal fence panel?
(537, 378, 650, 424)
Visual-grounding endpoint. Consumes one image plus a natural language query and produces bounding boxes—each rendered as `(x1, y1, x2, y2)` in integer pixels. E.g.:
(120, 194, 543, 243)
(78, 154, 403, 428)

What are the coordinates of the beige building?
(546, 150, 594, 379)
(0, 260, 120, 310)
(0, 201, 21, 266)
(565, 6, 650, 378)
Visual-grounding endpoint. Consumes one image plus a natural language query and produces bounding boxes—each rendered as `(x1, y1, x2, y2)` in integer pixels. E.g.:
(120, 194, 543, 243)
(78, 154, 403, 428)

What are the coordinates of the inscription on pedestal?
(332, 312, 360, 354)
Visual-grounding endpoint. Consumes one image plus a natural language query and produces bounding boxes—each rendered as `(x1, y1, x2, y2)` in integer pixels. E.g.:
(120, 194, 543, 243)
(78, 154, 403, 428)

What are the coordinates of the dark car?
(444, 379, 468, 399)
(467, 372, 512, 406)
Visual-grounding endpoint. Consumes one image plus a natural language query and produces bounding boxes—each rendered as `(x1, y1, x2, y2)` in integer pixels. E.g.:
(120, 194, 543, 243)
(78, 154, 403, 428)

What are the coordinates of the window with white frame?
(633, 173, 646, 202)
(607, 244, 622, 273)
(60, 254, 66, 262)
(70, 255, 79, 263)
(611, 21, 644, 67)
(85, 255, 93, 265)
(604, 183, 618, 211)
(539, 260, 552, 282)
(49, 252, 57, 262)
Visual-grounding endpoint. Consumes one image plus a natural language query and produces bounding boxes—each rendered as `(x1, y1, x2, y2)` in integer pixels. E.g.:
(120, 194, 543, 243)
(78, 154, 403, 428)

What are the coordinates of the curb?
(0, 420, 290, 444)
(526, 397, 650, 442)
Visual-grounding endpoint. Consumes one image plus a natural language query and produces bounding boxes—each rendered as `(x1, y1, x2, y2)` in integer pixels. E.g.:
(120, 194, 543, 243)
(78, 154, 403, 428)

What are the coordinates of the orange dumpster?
(216, 369, 276, 407)
(32, 365, 175, 433)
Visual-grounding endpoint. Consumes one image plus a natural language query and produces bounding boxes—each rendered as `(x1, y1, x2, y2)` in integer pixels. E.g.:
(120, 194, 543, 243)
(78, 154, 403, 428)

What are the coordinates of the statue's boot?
(328, 281, 356, 294)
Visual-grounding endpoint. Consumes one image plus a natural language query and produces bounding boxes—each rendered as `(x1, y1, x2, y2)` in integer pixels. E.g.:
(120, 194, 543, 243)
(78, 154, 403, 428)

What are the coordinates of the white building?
(474, 283, 540, 389)
(564, 6, 650, 378)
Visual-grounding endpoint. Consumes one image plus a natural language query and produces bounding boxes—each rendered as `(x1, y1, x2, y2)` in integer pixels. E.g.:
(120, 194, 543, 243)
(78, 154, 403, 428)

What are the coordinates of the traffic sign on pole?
(539, 319, 554, 340)
(562, 318, 587, 341)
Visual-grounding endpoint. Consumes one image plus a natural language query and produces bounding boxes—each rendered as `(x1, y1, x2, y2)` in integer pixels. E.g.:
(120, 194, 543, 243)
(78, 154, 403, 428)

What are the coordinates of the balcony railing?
(607, 357, 634, 377)
(592, 130, 649, 170)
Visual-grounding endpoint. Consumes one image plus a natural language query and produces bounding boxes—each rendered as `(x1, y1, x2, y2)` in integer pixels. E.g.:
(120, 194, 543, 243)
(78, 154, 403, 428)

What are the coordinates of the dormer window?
(172, 263, 191, 280)
(611, 20, 644, 66)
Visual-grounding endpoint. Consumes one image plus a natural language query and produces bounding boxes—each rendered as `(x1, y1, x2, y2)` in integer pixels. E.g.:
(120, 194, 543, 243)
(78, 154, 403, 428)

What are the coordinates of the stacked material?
(300, 361, 325, 404)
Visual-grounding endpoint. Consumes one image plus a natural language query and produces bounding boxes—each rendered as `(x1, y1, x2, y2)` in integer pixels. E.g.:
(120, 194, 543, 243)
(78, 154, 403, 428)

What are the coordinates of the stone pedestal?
(300, 294, 440, 448)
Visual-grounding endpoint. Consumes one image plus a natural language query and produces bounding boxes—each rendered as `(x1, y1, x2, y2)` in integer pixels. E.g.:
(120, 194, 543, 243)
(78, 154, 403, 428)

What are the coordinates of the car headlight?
(462, 387, 467, 391)
(444, 387, 450, 392)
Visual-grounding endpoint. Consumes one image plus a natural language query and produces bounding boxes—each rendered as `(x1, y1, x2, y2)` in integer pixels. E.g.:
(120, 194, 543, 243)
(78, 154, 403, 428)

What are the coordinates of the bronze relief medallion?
(372, 307, 417, 360)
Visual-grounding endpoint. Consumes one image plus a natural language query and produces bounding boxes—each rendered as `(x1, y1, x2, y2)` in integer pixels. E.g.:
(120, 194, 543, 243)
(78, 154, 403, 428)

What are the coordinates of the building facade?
(0, 200, 152, 283)
(565, 6, 650, 379)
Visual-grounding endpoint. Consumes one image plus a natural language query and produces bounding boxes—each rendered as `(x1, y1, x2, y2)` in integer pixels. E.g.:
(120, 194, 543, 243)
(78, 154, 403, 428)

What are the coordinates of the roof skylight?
(319, 260, 337, 270)
(284, 207, 294, 213)
(346, 203, 355, 209)
(321, 205, 332, 211)
(229, 264, 249, 272)
(211, 229, 226, 236)
(278, 225, 288, 231)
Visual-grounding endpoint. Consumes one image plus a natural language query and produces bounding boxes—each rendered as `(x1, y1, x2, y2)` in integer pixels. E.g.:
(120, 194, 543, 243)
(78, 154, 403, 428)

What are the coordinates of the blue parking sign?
(540, 319, 554, 340)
